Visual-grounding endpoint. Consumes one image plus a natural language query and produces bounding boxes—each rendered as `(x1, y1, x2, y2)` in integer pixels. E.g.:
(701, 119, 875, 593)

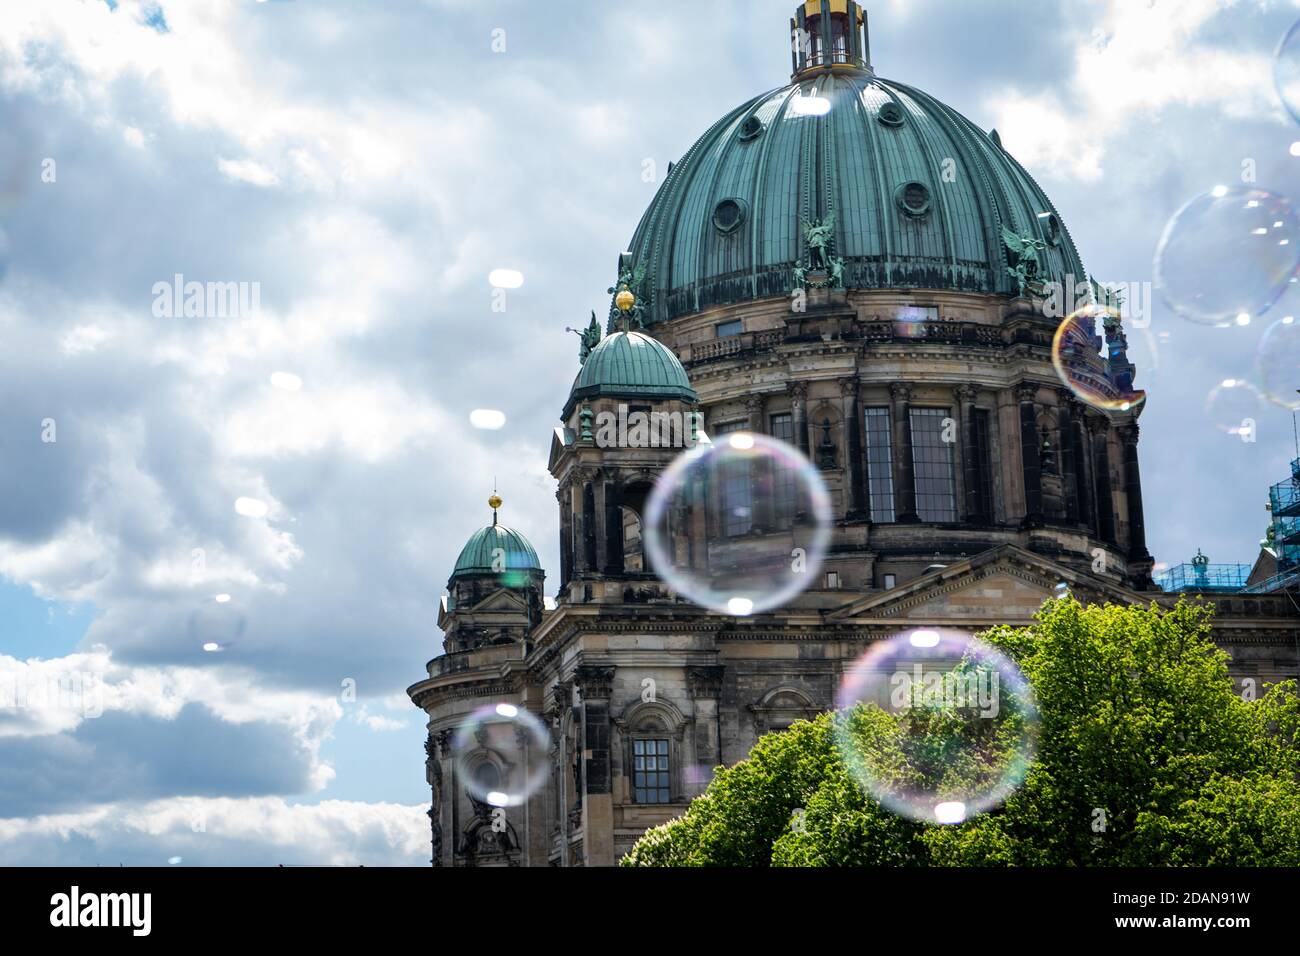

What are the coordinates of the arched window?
(617, 700, 688, 805)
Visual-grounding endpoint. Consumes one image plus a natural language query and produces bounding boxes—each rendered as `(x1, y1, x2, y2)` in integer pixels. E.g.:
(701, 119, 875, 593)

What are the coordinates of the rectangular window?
(633, 738, 671, 804)
(713, 420, 752, 537)
(883, 573, 896, 590)
(910, 408, 958, 523)
(716, 319, 743, 339)
(864, 407, 895, 523)
(826, 571, 841, 589)
(768, 413, 796, 529)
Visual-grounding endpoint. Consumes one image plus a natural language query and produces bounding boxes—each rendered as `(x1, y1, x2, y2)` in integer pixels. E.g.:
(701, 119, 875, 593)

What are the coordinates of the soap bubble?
(643, 432, 831, 615)
(189, 597, 247, 653)
(1051, 304, 1146, 411)
(1257, 315, 1300, 410)
(1205, 378, 1264, 435)
(834, 629, 1039, 825)
(1154, 186, 1299, 326)
(451, 703, 550, 808)
(1276, 17, 1300, 125)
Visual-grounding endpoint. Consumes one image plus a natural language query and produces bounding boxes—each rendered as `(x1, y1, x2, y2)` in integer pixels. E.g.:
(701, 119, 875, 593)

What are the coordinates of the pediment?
(828, 544, 1147, 625)
(469, 589, 530, 614)
(548, 426, 575, 473)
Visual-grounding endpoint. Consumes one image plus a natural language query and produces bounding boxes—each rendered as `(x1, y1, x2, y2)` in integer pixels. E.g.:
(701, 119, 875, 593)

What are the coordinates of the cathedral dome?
(622, 8, 1087, 326)
(563, 329, 697, 418)
(450, 522, 541, 581)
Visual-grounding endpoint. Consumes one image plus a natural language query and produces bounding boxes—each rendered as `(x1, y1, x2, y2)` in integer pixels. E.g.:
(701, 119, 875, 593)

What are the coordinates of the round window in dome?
(1045, 213, 1062, 245)
(738, 115, 765, 142)
(713, 198, 748, 234)
(877, 102, 905, 128)
(896, 181, 933, 218)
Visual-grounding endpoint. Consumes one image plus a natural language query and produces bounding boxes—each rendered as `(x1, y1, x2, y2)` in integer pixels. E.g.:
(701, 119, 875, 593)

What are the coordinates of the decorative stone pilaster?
(572, 665, 616, 867)
(686, 666, 725, 795)
(841, 379, 865, 518)
(788, 381, 811, 456)
(1085, 414, 1117, 545)
(1016, 383, 1043, 527)
(890, 383, 918, 523)
(955, 384, 980, 523)
(1117, 423, 1155, 587)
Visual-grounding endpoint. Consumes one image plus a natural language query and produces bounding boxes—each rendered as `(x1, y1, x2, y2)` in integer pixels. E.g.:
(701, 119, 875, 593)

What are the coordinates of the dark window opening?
(865, 407, 896, 523)
(911, 408, 957, 522)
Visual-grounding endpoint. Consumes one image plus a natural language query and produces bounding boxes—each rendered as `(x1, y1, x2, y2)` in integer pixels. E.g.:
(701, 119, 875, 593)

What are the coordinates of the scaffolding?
(1156, 557, 1251, 593)
(1267, 457, 1300, 573)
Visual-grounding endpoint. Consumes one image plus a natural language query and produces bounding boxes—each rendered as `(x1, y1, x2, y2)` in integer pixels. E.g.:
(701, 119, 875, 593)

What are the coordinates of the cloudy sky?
(0, 0, 1297, 866)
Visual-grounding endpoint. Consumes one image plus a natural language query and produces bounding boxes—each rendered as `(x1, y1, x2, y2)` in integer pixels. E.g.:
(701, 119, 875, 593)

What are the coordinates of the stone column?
(1056, 393, 1079, 524)
(602, 477, 624, 576)
(745, 393, 766, 433)
(579, 472, 598, 573)
(557, 481, 573, 589)
(435, 729, 455, 868)
(686, 665, 725, 795)
(1087, 415, 1117, 545)
(841, 379, 865, 519)
(890, 383, 918, 523)
(954, 384, 979, 523)
(425, 732, 444, 867)
(574, 665, 616, 867)
(1117, 423, 1155, 584)
(788, 382, 811, 456)
(1016, 383, 1043, 527)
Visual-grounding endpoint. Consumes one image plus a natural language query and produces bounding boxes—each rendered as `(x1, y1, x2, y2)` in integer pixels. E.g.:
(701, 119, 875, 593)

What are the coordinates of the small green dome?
(450, 523, 542, 581)
(563, 330, 697, 418)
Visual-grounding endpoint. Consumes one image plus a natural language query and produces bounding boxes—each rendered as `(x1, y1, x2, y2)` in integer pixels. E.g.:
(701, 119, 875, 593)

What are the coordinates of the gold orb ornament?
(488, 493, 503, 511)
(615, 288, 636, 313)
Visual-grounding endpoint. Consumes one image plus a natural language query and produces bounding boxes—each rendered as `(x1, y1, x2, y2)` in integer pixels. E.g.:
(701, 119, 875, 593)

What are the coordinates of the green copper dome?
(450, 523, 542, 581)
(621, 64, 1087, 326)
(563, 330, 697, 418)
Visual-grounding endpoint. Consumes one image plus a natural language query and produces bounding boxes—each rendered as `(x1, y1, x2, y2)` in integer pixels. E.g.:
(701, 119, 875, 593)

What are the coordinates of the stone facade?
(407, 3, 1300, 866)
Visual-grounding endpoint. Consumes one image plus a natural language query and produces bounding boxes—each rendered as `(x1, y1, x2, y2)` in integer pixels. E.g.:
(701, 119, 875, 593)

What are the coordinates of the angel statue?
(566, 311, 603, 364)
(802, 212, 837, 271)
(1001, 226, 1047, 296)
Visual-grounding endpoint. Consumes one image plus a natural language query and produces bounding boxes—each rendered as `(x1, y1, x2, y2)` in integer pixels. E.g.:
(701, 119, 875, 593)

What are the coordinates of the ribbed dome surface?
(451, 524, 541, 580)
(564, 330, 697, 416)
(625, 69, 1086, 325)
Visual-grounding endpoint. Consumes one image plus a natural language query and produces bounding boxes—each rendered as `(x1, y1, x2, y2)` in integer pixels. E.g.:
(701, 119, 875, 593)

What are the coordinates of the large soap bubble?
(1154, 186, 1299, 327)
(1276, 17, 1300, 126)
(834, 628, 1039, 825)
(643, 432, 831, 616)
(1258, 315, 1300, 410)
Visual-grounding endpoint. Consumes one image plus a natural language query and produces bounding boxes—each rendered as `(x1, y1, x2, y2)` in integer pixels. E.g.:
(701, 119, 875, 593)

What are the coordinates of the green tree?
(621, 598, 1300, 867)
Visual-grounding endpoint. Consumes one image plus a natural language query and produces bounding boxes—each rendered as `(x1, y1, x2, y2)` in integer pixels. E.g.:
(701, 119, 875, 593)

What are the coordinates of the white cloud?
(217, 157, 280, 188)
(0, 796, 428, 866)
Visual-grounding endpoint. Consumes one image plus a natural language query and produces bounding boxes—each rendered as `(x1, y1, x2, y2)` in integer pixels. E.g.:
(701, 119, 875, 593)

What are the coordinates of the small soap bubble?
(1051, 304, 1146, 411)
(1257, 316, 1300, 410)
(1205, 378, 1264, 434)
(451, 703, 549, 808)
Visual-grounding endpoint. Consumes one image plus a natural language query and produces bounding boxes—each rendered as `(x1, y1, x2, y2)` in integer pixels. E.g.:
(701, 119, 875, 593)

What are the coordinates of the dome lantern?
(791, 1, 871, 79)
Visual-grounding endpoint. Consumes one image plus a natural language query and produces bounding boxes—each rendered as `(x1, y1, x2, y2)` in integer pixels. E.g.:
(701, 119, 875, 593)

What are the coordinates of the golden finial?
(488, 493, 503, 511)
(615, 284, 636, 313)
